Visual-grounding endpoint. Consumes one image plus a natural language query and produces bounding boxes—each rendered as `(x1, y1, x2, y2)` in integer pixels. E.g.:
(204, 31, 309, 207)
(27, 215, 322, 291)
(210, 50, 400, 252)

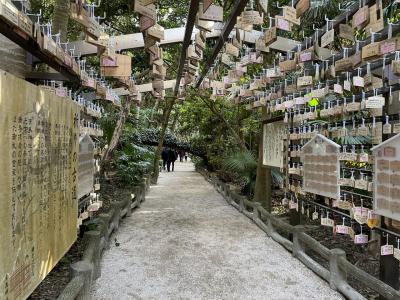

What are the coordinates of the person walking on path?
(161, 147, 168, 171)
(167, 148, 177, 172)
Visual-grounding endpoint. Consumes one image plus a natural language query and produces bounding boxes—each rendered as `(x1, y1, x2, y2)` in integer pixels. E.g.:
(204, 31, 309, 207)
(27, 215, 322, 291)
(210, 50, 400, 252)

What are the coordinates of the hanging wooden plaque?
(203, 0, 212, 12)
(265, 27, 277, 46)
(195, 15, 214, 32)
(100, 54, 132, 78)
(199, 4, 223, 22)
(141, 0, 156, 5)
(321, 29, 334, 48)
(18, 11, 33, 37)
(366, 4, 384, 35)
(70, 3, 90, 28)
(362, 42, 381, 60)
(225, 43, 239, 57)
(339, 24, 354, 41)
(144, 34, 157, 49)
(259, 0, 268, 13)
(352, 5, 369, 29)
(134, 1, 156, 20)
(297, 76, 313, 86)
(283, 6, 300, 25)
(276, 16, 292, 31)
(279, 59, 297, 72)
(195, 33, 205, 50)
(147, 23, 165, 41)
(242, 10, 264, 25)
(296, 0, 310, 18)
(140, 15, 155, 32)
(256, 38, 269, 52)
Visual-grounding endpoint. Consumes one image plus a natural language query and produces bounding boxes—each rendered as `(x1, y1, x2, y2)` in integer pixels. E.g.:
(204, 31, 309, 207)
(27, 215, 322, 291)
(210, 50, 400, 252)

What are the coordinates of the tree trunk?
(199, 95, 247, 151)
(170, 107, 179, 132)
(152, 97, 176, 182)
(253, 140, 272, 211)
(52, 0, 70, 42)
(101, 96, 133, 168)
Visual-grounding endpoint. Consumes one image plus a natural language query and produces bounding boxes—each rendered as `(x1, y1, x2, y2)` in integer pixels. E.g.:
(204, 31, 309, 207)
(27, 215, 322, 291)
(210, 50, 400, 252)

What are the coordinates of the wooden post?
(379, 219, 400, 299)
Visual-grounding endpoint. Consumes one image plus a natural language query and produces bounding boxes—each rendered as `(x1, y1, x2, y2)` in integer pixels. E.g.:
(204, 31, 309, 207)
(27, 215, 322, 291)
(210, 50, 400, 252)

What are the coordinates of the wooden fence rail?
(198, 169, 400, 300)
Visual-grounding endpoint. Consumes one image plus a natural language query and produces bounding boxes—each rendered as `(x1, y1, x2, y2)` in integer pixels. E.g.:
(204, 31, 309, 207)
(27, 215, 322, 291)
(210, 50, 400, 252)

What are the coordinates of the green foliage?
(114, 143, 154, 186)
(223, 151, 258, 195)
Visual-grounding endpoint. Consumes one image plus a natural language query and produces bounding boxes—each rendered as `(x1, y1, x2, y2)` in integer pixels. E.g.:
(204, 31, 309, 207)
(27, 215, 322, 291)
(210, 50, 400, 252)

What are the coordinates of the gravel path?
(91, 162, 343, 300)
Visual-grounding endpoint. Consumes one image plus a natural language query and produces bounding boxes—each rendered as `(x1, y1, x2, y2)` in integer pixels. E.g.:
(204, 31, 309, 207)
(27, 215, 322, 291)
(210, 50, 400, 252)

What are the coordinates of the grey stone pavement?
(91, 162, 343, 300)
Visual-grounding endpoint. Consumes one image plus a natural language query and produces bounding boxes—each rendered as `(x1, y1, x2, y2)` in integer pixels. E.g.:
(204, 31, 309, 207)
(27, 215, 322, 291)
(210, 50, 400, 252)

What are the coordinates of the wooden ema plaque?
(101, 54, 132, 78)
(199, 3, 223, 22)
(302, 134, 341, 199)
(372, 134, 400, 221)
(0, 70, 80, 300)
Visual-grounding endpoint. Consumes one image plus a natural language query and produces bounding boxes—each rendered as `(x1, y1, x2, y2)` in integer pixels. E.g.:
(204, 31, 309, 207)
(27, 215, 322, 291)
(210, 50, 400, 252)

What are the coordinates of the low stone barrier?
(198, 169, 400, 300)
(57, 177, 150, 300)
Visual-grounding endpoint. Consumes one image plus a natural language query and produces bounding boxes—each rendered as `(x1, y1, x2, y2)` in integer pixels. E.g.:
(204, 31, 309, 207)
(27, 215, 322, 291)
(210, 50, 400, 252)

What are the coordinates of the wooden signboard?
(199, 4, 223, 22)
(263, 121, 286, 168)
(0, 70, 80, 300)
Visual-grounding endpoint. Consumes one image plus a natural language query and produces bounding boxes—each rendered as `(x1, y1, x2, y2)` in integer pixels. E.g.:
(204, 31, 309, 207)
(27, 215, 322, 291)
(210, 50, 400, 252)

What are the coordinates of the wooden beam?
(0, 19, 79, 82)
(69, 26, 221, 56)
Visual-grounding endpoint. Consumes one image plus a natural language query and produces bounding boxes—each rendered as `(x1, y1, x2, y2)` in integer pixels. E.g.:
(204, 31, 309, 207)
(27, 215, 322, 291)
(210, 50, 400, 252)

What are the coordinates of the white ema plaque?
(302, 134, 341, 199)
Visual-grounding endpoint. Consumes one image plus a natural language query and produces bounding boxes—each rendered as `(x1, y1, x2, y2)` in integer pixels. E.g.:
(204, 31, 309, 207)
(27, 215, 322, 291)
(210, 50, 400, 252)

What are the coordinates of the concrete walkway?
(91, 162, 343, 300)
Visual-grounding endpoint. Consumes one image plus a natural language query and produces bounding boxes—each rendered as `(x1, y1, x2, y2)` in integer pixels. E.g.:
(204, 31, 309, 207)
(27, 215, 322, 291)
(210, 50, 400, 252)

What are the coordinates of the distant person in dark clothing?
(161, 147, 168, 171)
(184, 152, 188, 162)
(179, 150, 184, 162)
(167, 148, 177, 172)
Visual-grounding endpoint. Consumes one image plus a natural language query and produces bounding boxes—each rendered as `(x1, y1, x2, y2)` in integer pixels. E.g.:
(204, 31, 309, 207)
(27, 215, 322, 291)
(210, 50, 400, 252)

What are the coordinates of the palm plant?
(223, 151, 258, 196)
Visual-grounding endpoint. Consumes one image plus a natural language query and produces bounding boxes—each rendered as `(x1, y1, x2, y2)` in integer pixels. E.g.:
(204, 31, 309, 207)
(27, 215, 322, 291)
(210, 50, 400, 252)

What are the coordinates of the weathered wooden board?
(77, 134, 95, 199)
(0, 70, 80, 300)
(263, 121, 286, 168)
